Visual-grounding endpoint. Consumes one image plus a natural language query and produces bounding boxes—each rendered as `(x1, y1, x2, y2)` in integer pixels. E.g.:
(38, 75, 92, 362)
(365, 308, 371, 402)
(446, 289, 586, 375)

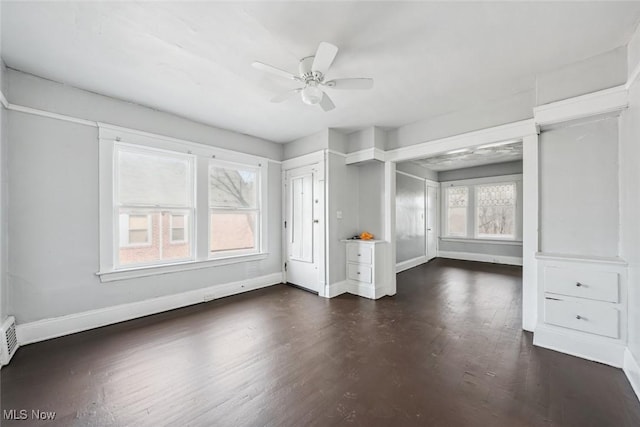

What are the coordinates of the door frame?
(385, 119, 539, 332)
(425, 181, 439, 261)
(281, 151, 326, 294)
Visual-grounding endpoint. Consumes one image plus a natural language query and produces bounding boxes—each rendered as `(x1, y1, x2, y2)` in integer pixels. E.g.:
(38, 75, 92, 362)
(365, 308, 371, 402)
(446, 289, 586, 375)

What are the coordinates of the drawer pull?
(576, 282, 584, 287)
(576, 315, 583, 320)
(357, 272, 360, 275)
(358, 254, 361, 256)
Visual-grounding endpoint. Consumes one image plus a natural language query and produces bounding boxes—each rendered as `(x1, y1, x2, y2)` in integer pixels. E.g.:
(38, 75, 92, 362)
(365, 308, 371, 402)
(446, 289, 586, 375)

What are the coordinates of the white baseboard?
(322, 281, 348, 298)
(396, 256, 428, 273)
(533, 324, 625, 368)
(16, 272, 283, 346)
(346, 282, 386, 300)
(624, 348, 640, 402)
(438, 250, 523, 266)
(323, 280, 386, 300)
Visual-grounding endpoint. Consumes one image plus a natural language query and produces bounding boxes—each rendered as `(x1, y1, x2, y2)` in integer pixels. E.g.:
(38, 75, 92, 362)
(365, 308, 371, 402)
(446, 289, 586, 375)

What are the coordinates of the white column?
(384, 161, 397, 296)
(522, 133, 539, 332)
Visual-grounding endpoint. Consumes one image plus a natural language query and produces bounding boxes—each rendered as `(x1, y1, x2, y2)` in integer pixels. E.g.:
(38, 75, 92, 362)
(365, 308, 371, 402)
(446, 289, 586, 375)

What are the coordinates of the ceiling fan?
(252, 42, 374, 112)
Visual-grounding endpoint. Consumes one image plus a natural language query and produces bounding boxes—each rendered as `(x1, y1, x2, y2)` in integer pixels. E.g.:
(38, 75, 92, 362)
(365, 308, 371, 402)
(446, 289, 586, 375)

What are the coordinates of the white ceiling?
(2, 2, 640, 143)
(412, 141, 523, 171)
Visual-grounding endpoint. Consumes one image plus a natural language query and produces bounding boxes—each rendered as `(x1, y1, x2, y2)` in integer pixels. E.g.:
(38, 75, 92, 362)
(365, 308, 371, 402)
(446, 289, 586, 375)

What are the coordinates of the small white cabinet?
(343, 240, 388, 300)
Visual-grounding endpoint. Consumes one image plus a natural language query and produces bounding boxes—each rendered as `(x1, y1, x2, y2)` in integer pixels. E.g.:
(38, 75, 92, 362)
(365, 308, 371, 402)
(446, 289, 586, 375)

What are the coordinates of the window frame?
(444, 185, 469, 238)
(474, 182, 517, 241)
(169, 213, 188, 244)
(208, 159, 262, 259)
(98, 125, 269, 282)
(120, 212, 153, 248)
(113, 143, 196, 269)
(441, 174, 523, 243)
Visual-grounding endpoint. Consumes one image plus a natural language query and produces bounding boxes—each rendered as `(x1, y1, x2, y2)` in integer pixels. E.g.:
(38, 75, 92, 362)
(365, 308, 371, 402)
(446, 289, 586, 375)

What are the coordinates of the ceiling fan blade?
(319, 92, 335, 112)
(312, 42, 338, 74)
(270, 88, 303, 103)
(252, 61, 301, 81)
(324, 78, 374, 90)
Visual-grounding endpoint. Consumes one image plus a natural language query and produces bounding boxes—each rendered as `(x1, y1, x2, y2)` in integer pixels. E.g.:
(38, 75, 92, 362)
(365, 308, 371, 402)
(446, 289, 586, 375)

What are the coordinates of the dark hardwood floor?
(2, 258, 639, 426)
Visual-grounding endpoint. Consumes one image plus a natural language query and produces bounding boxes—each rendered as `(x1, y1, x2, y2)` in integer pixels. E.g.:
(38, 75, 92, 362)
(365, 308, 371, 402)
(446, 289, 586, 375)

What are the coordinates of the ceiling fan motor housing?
(299, 56, 323, 83)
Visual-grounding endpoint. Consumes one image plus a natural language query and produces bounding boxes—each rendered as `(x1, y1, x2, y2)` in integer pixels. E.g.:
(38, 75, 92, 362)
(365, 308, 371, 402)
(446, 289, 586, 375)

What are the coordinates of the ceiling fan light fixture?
(301, 82, 323, 105)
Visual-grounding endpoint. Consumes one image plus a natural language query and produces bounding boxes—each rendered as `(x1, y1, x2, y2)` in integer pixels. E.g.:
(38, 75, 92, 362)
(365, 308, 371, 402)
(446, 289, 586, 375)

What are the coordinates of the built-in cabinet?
(534, 254, 628, 366)
(343, 240, 389, 299)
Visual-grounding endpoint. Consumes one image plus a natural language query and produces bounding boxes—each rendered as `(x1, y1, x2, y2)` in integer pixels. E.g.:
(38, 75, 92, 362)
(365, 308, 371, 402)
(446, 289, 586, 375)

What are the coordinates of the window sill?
(97, 253, 269, 283)
(439, 237, 522, 246)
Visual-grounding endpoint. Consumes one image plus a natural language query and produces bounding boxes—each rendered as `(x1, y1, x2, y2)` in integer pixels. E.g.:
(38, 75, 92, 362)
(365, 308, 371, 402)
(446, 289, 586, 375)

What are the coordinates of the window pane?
(476, 183, 516, 238)
(209, 165, 257, 208)
(118, 210, 191, 266)
(118, 149, 192, 207)
(447, 187, 468, 236)
(210, 211, 257, 253)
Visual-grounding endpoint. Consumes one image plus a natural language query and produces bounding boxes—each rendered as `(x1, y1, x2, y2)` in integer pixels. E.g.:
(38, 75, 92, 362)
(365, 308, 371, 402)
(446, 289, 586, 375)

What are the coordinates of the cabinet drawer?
(545, 267, 619, 302)
(347, 245, 372, 264)
(544, 298, 619, 338)
(348, 264, 372, 283)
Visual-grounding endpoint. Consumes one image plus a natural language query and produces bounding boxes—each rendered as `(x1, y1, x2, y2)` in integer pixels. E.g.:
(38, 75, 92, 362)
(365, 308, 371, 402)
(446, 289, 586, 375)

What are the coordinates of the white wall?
(539, 116, 619, 257)
(6, 76, 283, 324)
(621, 28, 640, 376)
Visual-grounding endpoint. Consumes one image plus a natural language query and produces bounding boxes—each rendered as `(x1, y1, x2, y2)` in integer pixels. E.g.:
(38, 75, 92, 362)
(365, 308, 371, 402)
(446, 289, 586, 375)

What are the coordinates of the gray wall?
(326, 152, 359, 285)
(438, 160, 522, 182)
(6, 82, 283, 324)
(396, 173, 426, 263)
(438, 162, 523, 260)
(347, 127, 387, 153)
(0, 58, 6, 321)
(283, 130, 328, 160)
(386, 90, 534, 150)
(621, 32, 640, 368)
(397, 161, 438, 182)
(539, 117, 619, 257)
(358, 162, 384, 239)
(536, 46, 627, 105)
(8, 70, 283, 161)
(0, 0, 7, 321)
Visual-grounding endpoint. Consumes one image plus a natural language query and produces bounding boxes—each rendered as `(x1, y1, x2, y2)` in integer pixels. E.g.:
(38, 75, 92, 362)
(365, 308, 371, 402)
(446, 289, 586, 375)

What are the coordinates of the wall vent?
(1, 316, 18, 366)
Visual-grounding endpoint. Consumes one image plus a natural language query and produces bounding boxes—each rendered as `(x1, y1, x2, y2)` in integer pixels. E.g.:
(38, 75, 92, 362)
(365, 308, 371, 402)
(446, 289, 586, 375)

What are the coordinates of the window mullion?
(195, 156, 210, 262)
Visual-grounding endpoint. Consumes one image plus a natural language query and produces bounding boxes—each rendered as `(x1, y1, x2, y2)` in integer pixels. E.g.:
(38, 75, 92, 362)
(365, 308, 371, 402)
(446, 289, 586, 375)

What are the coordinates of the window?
(446, 186, 468, 237)
(115, 144, 194, 267)
(170, 214, 187, 243)
(476, 183, 516, 239)
(120, 213, 151, 247)
(98, 125, 269, 281)
(442, 175, 521, 242)
(209, 162, 260, 257)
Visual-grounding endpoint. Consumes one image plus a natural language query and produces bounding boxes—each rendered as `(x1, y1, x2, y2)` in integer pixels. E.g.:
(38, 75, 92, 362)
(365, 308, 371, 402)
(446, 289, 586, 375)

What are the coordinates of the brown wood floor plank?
(1, 258, 639, 426)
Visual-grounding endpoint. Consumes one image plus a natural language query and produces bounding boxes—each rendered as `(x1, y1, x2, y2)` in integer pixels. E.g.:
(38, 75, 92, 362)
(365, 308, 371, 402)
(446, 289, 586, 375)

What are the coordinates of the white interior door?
(285, 164, 320, 292)
(426, 185, 438, 260)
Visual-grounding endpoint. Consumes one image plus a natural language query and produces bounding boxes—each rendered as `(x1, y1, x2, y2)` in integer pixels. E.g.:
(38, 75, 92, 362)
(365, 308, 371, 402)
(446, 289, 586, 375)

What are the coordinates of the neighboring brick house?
(119, 212, 190, 265)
